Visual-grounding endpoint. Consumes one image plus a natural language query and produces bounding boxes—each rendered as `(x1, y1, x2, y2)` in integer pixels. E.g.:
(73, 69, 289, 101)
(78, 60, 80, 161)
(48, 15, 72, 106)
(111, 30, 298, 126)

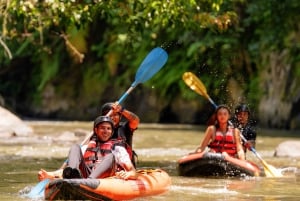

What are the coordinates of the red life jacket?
(208, 127, 237, 157)
(83, 138, 133, 168)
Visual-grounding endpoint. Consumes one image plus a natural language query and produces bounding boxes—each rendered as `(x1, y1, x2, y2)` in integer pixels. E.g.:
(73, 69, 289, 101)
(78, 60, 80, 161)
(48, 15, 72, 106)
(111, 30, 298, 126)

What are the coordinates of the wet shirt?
(112, 145, 132, 167)
(112, 121, 134, 147)
(237, 123, 257, 141)
(231, 118, 257, 141)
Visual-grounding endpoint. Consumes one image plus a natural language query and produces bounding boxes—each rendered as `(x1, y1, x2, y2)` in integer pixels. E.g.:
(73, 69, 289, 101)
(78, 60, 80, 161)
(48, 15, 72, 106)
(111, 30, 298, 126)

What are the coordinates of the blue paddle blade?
(26, 179, 50, 198)
(116, 47, 168, 104)
(132, 47, 168, 87)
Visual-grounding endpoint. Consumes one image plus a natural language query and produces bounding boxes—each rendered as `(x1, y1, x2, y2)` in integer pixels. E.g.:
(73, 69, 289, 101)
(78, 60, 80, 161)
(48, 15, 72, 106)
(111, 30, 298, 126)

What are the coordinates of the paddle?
(81, 46, 168, 145)
(25, 179, 50, 198)
(182, 72, 217, 108)
(182, 71, 283, 177)
(25, 47, 168, 199)
(239, 134, 282, 177)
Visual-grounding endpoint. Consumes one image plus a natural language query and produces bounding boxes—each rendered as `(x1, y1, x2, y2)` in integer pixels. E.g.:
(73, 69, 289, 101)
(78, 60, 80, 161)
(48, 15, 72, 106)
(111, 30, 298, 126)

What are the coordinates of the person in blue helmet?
(232, 104, 257, 153)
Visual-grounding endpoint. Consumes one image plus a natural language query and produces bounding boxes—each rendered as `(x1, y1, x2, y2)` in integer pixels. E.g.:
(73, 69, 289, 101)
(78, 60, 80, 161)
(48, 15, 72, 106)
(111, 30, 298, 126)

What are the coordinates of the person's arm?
(113, 146, 137, 180)
(112, 103, 140, 130)
(248, 124, 257, 147)
(120, 109, 140, 130)
(195, 126, 214, 153)
(242, 124, 257, 149)
(115, 163, 137, 180)
(234, 128, 245, 160)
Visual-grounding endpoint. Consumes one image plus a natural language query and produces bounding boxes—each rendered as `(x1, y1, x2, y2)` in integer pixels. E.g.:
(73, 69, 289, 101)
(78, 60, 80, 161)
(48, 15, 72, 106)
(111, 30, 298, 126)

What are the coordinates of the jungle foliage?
(0, 0, 299, 123)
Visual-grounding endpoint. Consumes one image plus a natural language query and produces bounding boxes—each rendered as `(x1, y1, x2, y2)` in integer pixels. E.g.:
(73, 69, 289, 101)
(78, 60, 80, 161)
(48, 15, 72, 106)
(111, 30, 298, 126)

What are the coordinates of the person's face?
(216, 108, 230, 124)
(109, 113, 121, 126)
(94, 122, 113, 141)
(237, 111, 249, 125)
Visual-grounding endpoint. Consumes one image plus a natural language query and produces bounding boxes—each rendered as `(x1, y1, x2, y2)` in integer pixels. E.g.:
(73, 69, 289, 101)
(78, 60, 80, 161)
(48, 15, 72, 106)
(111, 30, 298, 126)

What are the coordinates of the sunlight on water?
(137, 148, 190, 158)
(15, 145, 69, 158)
(170, 185, 239, 195)
(0, 121, 300, 201)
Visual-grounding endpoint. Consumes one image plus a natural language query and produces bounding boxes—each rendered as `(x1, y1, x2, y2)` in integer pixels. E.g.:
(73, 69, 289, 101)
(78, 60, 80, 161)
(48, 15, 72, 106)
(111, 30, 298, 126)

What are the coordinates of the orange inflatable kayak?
(44, 169, 171, 201)
(178, 152, 263, 177)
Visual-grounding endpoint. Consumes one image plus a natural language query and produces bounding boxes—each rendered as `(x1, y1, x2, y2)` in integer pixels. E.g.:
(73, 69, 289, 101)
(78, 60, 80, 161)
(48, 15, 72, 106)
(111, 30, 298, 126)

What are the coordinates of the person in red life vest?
(231, 104, 257, 153)
(100, 102, 139, 166)
(195, 105, 245, 160)
(37, 103, 139, 181)
(62, 115, 137, 180)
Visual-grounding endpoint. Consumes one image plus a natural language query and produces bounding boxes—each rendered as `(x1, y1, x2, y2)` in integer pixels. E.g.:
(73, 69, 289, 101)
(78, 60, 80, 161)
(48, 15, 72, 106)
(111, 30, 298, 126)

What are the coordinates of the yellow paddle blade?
(182, 72, 209, 99)
(261, 160, 283, 177)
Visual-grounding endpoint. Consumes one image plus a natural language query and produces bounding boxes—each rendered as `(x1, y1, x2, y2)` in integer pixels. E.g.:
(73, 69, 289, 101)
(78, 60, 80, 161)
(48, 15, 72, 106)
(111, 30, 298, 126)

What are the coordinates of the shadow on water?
(136, 160, 178, 176)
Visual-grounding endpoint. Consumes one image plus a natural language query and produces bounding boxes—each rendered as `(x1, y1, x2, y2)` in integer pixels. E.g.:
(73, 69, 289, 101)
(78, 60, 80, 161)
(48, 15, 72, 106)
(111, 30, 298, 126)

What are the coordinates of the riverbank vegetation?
(0, 0, 299, 129)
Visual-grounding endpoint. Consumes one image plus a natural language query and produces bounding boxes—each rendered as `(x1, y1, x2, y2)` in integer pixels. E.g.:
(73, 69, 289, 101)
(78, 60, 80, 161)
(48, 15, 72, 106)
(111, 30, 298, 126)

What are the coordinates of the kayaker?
(100, 102, 140, 166)
(101, 102, 139, 148)
(62, 115, 137, 179)
(195, 105, 245, 160)
(231, 104, 257, 152)
(37, 103, 139, 181)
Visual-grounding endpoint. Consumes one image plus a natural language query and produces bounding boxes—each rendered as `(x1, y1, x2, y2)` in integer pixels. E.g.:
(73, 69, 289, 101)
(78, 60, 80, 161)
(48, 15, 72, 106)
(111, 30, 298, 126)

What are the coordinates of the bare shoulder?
(207, 125, 216, 131)
(206, 125, 216, 135)
(233, 127, 241, 134)
(233, 128, 242, 139)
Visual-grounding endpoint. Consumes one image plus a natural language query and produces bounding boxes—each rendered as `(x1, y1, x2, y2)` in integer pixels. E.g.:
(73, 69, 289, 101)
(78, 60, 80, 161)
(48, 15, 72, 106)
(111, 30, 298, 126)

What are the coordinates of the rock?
(74, 129, 90, 137)
(54, 131, 80, 142)
(274, 140, 300, 158)
(0, 128, 16, 137)
(0, 106, 34, 137)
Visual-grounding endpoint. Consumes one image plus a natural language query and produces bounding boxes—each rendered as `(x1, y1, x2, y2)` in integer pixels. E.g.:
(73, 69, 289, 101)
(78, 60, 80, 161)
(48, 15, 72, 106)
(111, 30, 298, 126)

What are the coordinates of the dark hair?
(206, 105, 231, 126)
(101, 102, 114, 115)
(215, 104, 231, 115)
(213, 105, 231, 128)
(235, 104, 250, 115)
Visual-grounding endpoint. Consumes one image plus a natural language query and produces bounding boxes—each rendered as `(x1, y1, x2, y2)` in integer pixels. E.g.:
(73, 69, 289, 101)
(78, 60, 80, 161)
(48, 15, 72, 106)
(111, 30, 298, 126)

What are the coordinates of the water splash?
(171, 185, 239, 195)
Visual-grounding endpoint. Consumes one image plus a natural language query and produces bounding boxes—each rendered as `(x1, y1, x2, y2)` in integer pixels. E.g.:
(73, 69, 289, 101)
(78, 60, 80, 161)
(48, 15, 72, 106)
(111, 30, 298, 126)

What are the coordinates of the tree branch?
(0, 36, 12, 59)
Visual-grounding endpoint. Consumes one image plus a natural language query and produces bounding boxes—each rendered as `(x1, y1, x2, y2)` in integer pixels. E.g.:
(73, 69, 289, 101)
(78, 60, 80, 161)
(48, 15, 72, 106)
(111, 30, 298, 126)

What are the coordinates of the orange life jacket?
(208, 127, 237, 157)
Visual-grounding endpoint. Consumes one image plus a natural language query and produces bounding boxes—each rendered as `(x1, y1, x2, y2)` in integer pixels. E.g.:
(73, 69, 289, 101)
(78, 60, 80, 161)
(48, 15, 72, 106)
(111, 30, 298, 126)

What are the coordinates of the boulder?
(54, 131, 80, 143)
(274, 140, 300, 158)
(0, 106, 34, 137)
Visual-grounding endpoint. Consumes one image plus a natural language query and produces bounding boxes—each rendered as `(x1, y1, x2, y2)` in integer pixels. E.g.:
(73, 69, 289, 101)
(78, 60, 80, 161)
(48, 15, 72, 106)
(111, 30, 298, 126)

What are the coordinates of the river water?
(1, 121, 300, 201)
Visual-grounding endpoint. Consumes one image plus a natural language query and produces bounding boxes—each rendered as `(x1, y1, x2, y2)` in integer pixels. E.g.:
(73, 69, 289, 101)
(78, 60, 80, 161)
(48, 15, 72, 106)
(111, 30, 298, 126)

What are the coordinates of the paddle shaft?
(207, 97, 218, 109)
(239, 133, 279, 176)
(81, 48, 167, 145)
(118, 86, 135, 104)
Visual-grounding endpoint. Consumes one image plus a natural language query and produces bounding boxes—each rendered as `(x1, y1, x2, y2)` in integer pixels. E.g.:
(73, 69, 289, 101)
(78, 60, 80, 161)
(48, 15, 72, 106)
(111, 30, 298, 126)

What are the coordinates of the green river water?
(0, 121, 300, 201)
